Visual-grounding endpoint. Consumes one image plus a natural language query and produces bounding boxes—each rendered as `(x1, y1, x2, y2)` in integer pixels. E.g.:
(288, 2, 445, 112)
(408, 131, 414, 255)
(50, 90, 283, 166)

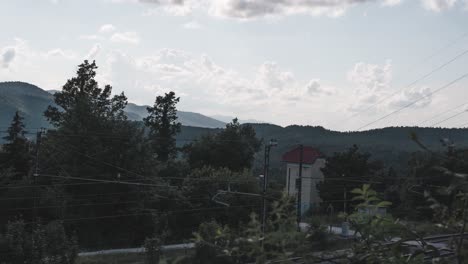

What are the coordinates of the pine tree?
(144, 91, 181, 162)
(2, 111, 30, 176)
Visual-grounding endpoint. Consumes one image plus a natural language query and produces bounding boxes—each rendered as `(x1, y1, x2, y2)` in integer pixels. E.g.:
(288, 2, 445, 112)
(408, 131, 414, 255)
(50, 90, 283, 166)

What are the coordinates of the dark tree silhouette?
(45, 60, 128, 129)
(2, 111, 30, 176)
(185, 118, 261, 171)
(317, 145, 384, 213)
(144, 91, 181, 162)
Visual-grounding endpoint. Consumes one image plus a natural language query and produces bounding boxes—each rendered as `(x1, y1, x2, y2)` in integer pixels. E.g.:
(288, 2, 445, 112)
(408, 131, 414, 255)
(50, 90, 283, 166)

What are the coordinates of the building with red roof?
(282, 146, 325, 215)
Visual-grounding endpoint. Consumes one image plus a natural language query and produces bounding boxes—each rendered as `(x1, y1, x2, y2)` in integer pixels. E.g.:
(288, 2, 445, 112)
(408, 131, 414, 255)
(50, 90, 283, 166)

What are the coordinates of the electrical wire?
(429, 109, 468, 127)
(419, 101, 468, 125)
(336, 48, 468, 129)
(20, 204, 261, 224)
(37, 173, 176, 188)
(356, 72, 468, 131)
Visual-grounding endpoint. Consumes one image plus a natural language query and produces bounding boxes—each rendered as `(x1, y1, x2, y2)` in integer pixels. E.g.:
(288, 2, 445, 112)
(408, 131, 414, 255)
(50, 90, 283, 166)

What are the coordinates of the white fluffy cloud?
(0, 46, 16, 68)
(113, 0, 468, 19)
(421, 0, 457, 11)
(306, 79, 335, 95)
(90, 46, 336, 122)
(44, 48, 76, 59)
(99, 24, 117, 33)
(348, 60, 392, 92)
(209, 0, 393, 19)
(85, 43, 101, 60)
(110, 32, 140, 44)
(116, 0, 410, 20)
(183, 21, 203, 29)
(346, 60, 436, 115)
(389, 86, 433, 108)
(382, 0, 402, 6)
(347, 60, 393, 112)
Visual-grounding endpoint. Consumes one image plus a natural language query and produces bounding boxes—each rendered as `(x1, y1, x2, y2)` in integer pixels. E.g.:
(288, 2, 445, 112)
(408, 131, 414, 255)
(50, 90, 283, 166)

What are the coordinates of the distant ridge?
(0, 81, 226, 129)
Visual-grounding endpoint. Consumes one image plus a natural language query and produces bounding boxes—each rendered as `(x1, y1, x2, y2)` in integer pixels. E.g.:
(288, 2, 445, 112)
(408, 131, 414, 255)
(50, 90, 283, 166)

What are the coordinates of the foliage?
(410, 133, 468, 264)
(144, 237, 162, 264)
(38, 60, 154, 248)
(44, 60, 128, 128)
(1, 111, 30, 177)
(317, 145, 384, 213)
(179, 166, 261, 229)
(184, 119, 261, 172)
(144, 91, 181, 162)
(193, 194, 311, 264)
(0, 219, 78, 264)
(346, 184, 425, 264)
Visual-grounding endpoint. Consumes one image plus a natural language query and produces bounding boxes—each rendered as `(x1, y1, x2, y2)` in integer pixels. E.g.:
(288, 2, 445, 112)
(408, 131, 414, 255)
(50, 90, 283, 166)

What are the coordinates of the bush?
(1, 219, 78, 264)
(144, 237, 161, 264)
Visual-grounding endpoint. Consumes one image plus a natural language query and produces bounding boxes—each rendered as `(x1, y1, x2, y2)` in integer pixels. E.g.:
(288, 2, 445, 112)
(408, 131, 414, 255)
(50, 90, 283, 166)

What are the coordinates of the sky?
(1, 0, 468, 131)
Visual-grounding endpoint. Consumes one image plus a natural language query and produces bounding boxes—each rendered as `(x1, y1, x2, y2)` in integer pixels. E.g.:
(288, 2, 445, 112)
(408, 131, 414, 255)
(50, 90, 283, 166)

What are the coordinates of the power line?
(419, 101, 468, 125)
(429, 109, 468, 127)
(336, 47, 468, 128)
(21, 204, 260, 224)
(7, 200, 141, 211)
(356, 73, 468, 131)
(37, 173, 176, 188)
(46, 142, 261, 184)
(459, 120, 468, 128)
(405, 31, 468, 74)
(5, 195, 219, 212)
(0, 181, 169, 190)
(0, 191, 144, 201)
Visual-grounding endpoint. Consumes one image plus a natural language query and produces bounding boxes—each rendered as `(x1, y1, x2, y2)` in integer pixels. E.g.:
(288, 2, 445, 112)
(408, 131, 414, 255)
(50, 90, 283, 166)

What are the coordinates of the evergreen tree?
(45, 60, 128, 129)
(41, 60, 153, 248)
(2, 111, 30, 176)
(144, 91, 181, 162)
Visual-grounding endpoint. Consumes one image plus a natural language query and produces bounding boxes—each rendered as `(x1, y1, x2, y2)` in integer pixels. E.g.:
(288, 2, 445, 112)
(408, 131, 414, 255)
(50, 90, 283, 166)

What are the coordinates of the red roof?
(282, 146, 322, 164)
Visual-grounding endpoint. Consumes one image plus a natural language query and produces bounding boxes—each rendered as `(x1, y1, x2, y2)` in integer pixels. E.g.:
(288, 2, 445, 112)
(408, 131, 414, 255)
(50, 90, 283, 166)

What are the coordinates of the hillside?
(0, 82, 54, 129)
(125, 103, 225, 128)
(3, 82, 468, 173)
(179, 124, 468, 173)
(0, 81, 225, 129)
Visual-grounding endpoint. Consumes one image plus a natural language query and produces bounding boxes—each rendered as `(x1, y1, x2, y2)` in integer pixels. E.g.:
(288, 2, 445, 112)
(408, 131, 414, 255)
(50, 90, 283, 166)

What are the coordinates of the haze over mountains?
(0, 81, 227, 129)
(2, 80, 468, 172)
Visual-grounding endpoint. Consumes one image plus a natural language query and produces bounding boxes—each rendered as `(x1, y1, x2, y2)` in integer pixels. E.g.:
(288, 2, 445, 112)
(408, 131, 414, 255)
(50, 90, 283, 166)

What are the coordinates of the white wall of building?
(285, 158, 326, 214)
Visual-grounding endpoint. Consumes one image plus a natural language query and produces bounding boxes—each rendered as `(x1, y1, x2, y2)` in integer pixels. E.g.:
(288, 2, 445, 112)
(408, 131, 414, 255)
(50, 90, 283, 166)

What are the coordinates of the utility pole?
(261, 139, 277, 237)
(342, 174, 347, 214)
(296, 144, 303, 228)
(32, 128, 43, 256)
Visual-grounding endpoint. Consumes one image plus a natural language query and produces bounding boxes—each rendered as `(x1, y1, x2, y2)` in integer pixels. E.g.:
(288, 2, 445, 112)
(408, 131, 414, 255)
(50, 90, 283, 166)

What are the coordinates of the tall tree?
(144, 91, 181, 162)
(41, 60, 152, 248)
(317, 145, 384, 213)
(45, 60, 128, 129)
(2, 111, 30, 176)
(184, 119, 261, 171)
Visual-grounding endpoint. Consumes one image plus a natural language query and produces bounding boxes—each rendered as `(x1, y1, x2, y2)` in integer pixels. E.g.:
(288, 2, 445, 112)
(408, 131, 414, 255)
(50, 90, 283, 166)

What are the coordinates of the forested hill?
(179, 124, 468, 171)
(3, 81, 468, 170)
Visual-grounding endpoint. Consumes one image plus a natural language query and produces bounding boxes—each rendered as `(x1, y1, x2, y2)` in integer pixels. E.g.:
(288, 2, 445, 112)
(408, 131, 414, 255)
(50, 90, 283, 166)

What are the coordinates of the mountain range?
(3, 81, 468, 174)
(0, 81, 227, 130)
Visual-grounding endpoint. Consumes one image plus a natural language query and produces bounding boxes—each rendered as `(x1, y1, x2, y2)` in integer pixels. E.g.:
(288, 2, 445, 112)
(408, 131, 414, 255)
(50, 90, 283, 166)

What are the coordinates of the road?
(77, 243, 195, 257)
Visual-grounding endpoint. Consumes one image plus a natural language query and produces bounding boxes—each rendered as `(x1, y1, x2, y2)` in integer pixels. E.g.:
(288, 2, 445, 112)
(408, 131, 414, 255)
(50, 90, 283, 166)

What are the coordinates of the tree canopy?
(317, 145, 384, 213)
(184, 118, 261, 172)
(144, 91, 181, 162)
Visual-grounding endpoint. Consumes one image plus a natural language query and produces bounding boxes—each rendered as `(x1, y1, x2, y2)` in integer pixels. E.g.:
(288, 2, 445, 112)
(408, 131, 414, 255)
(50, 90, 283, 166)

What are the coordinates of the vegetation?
(317, 145, 384, 213)
(144, 91, 181, 162)
(2, 60, 468, 263)
(184, 118, 261, 171)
